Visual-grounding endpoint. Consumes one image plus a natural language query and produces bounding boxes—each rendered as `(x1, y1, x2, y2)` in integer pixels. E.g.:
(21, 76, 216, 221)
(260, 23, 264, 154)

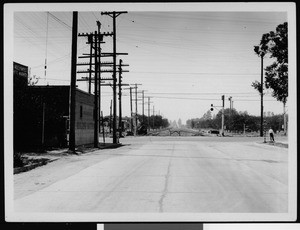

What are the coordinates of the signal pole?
(69, 11, 78, 152)
(101, 11, 127, 144)
(228, 96, 232, 110)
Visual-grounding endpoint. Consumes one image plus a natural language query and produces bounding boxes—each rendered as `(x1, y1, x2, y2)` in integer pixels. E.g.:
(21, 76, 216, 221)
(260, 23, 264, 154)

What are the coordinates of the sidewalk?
(14, 141, 123, 174)
(14, 142, 128, 199)
(263, 135, 288, 148)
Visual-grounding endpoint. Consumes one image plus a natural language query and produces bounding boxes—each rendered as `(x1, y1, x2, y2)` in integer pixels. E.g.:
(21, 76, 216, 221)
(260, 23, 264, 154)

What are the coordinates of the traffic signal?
(222, 95, 225, 107)
(210, 104, 214, 111)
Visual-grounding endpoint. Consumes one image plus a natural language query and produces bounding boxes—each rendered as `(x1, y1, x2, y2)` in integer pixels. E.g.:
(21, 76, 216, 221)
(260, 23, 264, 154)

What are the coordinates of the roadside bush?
(14, 152, 24, 168)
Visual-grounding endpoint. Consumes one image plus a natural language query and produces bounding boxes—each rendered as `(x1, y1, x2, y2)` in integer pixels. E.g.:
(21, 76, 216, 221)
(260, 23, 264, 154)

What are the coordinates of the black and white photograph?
(4, 2, 296, 222)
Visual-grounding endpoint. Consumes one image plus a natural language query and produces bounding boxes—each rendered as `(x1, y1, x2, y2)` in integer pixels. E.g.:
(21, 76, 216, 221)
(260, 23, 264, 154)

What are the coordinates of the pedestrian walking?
(268, 128, 275, 142)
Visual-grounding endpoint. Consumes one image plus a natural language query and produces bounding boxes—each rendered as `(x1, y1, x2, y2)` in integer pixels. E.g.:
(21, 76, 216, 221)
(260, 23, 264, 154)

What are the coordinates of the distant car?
(126, 131, 134, 136)
(209, 130, 219, 135)
(137, 125, 147, 135)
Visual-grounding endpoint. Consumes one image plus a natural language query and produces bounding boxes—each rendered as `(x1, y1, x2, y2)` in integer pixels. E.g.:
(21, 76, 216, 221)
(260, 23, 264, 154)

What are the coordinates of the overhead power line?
(150, 96, 277, 102)
(48, 12, 72, 30)
(129, 71, 260, 76)
(146, 92, 258, 95)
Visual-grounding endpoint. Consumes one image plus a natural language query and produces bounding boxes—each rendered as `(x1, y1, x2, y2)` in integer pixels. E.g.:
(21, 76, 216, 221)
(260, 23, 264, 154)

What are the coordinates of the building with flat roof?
(14, 62, 95, 151)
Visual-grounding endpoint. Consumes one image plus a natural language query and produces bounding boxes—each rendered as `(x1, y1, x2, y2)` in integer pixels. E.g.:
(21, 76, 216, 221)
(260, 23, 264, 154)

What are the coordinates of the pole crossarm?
(77, 70, 129, 73)
(81, 53, 128, 56)
(101, 52, 128, 55)
(78, 53, 128, 58)
(77, 77, 114, 81)
(101, 11, 128, 18)
(77, 61, 116, 66)
(101, 83, 130, 86)
(78, 55, 112, 58)
(78, 32, 113, 37)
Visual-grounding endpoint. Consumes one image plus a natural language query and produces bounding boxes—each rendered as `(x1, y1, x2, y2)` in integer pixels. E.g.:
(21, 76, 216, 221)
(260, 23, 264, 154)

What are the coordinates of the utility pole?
(130, 83, 141, 135)
(69, 11, 78, 152)
(148, 97, 150, 131)
(88, 34, 93, 94)
(221, 95, 225, 136)
(77, 29, 114, 146)
(153, 105, 155, 130)
(101, 111, 105, 143)
(101, 11, 127, 144)
(123, 87, 134, 134)
(228, 96, 232, 132)
(97, 21, 102, 134)
(147, 97, 153, 132)
(135, 84, 138, 135)
(130, 87, 133, 133)
(93, 30, 99, 148)
(118, 59, 123, 137)
(260, 54, 264, 137)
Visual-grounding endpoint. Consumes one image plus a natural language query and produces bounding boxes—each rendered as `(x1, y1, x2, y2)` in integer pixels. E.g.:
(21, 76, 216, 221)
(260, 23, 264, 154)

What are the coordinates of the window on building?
(80, 105, 83, 119)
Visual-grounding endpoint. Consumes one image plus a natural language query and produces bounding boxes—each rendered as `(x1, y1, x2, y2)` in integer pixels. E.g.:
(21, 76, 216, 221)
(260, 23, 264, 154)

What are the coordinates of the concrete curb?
(268, 142, 288, 148)
(257, 141, 288, 148)
(99, 143, 123, 149)
(14, 158, 58, 174)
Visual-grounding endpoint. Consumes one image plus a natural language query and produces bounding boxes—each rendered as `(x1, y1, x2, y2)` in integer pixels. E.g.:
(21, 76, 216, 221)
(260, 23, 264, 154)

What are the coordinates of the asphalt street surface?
(14, 136, 288, 213)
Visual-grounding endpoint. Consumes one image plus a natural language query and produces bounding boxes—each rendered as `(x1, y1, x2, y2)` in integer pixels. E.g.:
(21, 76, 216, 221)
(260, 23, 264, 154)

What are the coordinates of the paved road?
(14, 136, 288, 213)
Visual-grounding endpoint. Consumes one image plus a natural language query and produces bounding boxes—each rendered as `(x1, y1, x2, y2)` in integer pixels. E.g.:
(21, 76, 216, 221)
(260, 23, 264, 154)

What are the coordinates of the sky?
(12, 4, 290, 124)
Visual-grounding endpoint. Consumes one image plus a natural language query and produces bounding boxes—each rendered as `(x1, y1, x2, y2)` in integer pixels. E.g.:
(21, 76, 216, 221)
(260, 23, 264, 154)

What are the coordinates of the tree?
(252, 22, 288, 134)
(202, 110, 212, 120)
(28, 74, 40, 86)
(253, 22, 288, 134)
(253, 22, 288, 102)
(177, 118, 182, 128)
(171, 120, 178, 128)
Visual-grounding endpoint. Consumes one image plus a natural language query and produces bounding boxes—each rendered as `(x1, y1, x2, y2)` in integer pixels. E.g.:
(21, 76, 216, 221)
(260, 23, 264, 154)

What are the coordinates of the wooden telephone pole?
(101, 11, 127, 144)
(69, 11, 78, 152)
(77, 27, 113, 147)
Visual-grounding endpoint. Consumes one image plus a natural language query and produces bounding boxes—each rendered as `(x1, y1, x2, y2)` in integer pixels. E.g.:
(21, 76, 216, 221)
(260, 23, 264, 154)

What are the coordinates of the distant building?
(14, 62, 95, 151)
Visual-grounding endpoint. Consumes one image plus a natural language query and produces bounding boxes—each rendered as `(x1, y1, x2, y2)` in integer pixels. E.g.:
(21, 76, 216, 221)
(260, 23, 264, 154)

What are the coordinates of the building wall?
(13, 65, 96, 150)
(75, 89, 95, 146)
(14, 85, 70, 150)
